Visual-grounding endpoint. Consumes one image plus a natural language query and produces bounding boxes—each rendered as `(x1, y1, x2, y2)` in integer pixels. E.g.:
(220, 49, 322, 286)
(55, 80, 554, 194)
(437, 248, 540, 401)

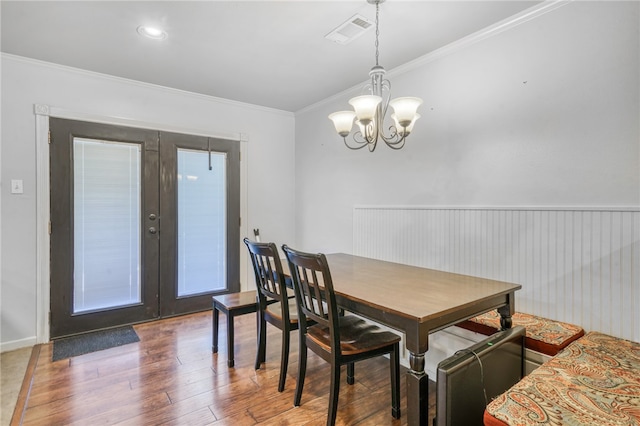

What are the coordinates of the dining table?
(321, 253, 522, 426)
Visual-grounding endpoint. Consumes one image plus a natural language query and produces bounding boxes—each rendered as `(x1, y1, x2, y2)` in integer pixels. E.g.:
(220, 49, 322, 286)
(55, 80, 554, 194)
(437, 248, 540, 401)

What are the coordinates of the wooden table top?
(324, 253, 521, 325)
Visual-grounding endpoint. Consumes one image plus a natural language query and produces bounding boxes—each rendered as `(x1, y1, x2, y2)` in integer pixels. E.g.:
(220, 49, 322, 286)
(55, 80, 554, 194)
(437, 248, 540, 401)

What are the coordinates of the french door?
(49, 118, 240, 338)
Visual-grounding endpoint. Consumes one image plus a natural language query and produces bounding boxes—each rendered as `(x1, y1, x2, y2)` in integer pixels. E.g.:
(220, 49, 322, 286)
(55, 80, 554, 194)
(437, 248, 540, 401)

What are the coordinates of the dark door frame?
(49, 117, 240, 338)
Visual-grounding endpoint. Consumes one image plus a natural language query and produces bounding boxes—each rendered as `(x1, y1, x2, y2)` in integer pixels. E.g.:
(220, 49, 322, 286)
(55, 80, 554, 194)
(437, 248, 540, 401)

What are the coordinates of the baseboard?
(1, 337, 38, 353)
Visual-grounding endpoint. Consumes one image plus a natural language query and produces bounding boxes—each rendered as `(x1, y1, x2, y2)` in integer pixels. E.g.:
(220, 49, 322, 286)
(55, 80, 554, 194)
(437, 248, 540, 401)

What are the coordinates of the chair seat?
(308, 315, 401, 356)
(265, 298, 300, 323)
(457, 311, 584, 356)
(212, 291, 258, 313)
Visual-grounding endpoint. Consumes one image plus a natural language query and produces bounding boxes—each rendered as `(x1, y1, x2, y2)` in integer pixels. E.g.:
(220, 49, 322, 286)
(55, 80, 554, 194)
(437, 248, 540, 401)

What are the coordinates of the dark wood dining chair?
(282, 245, 401, 425)
(244, 238, 298, 392)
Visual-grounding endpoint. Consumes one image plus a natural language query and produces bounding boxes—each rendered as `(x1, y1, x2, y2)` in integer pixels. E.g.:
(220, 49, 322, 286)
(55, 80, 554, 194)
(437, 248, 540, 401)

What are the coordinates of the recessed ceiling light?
(137, 25, 167, 40)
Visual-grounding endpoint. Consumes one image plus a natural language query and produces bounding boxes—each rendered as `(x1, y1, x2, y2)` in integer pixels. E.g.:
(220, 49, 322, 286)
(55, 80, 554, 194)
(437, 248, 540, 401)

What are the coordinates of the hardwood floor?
(20, 311, 436, 425)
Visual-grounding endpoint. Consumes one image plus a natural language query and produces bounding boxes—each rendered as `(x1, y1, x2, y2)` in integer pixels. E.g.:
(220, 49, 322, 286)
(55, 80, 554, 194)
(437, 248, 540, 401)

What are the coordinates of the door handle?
(149, 227, 157, 234)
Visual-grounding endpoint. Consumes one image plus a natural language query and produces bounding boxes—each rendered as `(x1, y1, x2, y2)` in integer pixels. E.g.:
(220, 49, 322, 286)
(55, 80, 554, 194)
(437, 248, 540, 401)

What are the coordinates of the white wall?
(293, 0, 639, 374)
(0, 55, 296, 350)
(294, 1, 639, 253)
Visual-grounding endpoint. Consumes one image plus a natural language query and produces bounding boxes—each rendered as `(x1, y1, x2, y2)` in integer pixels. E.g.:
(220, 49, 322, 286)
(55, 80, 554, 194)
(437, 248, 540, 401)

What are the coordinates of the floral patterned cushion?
(484, 332, 640, 426)
(458, 311, 584, 356)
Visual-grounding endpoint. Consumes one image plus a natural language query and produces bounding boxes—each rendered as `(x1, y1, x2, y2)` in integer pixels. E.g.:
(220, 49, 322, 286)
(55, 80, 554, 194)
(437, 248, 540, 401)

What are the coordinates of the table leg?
(227, 313, 235, 368)
(498, 304, 513, 330)
(406, 352, 429, 426)
(212, 306, 219, 353)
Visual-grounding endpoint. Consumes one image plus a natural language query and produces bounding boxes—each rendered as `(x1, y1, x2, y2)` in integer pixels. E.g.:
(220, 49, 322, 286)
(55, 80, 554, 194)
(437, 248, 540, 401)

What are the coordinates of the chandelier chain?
(375, 2, 380, 67)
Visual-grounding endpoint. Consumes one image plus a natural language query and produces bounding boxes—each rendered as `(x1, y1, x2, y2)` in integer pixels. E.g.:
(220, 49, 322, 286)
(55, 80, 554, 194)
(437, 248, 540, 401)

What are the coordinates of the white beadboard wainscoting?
(353, 206, 640, 346)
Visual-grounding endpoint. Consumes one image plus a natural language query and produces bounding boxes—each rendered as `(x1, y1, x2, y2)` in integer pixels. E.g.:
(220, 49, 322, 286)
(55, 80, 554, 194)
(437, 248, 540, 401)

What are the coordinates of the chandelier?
(329, 0, 422, 152)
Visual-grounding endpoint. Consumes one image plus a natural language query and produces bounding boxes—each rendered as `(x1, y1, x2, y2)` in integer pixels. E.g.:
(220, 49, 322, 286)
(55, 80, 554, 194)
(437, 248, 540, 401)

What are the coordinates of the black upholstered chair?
(244, 238, 298, 392)
(282, 245, 401, 426)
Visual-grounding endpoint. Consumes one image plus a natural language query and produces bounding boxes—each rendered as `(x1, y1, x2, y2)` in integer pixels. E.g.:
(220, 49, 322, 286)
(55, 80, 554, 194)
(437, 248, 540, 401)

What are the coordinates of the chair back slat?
(282, 245, 340, 349)
(244, 239, 288, 311)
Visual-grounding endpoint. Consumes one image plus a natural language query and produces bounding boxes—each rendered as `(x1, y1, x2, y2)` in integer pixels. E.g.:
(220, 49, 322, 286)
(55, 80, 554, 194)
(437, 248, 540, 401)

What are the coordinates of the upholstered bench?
(484, 332, 640, 426)
(457, 311, 584, 356)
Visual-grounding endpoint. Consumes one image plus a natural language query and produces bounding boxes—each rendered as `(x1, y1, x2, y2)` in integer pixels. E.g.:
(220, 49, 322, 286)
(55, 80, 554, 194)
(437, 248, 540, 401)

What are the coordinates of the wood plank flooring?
(20, 311, 436, 425)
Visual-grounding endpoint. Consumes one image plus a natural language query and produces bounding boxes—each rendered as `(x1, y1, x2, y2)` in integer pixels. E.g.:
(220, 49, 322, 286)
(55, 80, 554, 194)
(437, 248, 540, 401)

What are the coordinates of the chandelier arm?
(363, 121, 378, 152)
(380, 132, 399, 143)
(368, 117, 381, 147)
(353, 129, 367, 144)
(377, 121, 402, 144)
(346, 131, 376, 150)
(387, 138, 406, 150)
(379, 121, 411, 147)
(384, 138, 407, 150)
(384, 135, 407, 147)
(343, 138, 372, 150)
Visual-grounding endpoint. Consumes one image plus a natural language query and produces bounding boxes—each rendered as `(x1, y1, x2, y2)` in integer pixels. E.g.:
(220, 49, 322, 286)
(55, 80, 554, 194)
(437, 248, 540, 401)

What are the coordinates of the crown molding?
(2, 53, 294, 118)
(297, 0, 571, 115)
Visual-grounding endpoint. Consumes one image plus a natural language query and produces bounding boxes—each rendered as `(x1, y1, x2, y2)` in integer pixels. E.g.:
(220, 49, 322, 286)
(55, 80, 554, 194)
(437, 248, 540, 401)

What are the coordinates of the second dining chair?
(282, 245, 401, 425)
(244, 238, 298, 392)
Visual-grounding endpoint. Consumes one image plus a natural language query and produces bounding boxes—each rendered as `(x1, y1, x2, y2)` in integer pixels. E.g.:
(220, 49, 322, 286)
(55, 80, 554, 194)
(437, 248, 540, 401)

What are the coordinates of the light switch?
(11, 179, 24, 194)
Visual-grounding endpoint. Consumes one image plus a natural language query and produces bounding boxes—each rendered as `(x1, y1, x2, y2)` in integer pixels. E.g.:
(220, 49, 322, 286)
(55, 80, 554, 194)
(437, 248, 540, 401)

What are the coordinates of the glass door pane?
(73, 138, 141, 313)
(176, 149, 227, 296)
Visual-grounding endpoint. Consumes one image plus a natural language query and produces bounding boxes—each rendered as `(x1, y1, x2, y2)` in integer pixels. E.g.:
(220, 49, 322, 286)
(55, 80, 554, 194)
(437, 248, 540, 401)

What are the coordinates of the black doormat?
(52, 326, 140, 361)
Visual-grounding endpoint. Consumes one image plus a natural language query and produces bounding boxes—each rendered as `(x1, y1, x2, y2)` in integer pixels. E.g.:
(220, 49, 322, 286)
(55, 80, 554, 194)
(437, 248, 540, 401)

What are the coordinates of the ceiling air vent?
(325, 14, 373, 45)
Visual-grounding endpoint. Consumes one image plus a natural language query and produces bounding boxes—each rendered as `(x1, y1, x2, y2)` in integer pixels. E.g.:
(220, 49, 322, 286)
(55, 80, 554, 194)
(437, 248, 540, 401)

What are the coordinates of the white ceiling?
(1, 1, 541, 112)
